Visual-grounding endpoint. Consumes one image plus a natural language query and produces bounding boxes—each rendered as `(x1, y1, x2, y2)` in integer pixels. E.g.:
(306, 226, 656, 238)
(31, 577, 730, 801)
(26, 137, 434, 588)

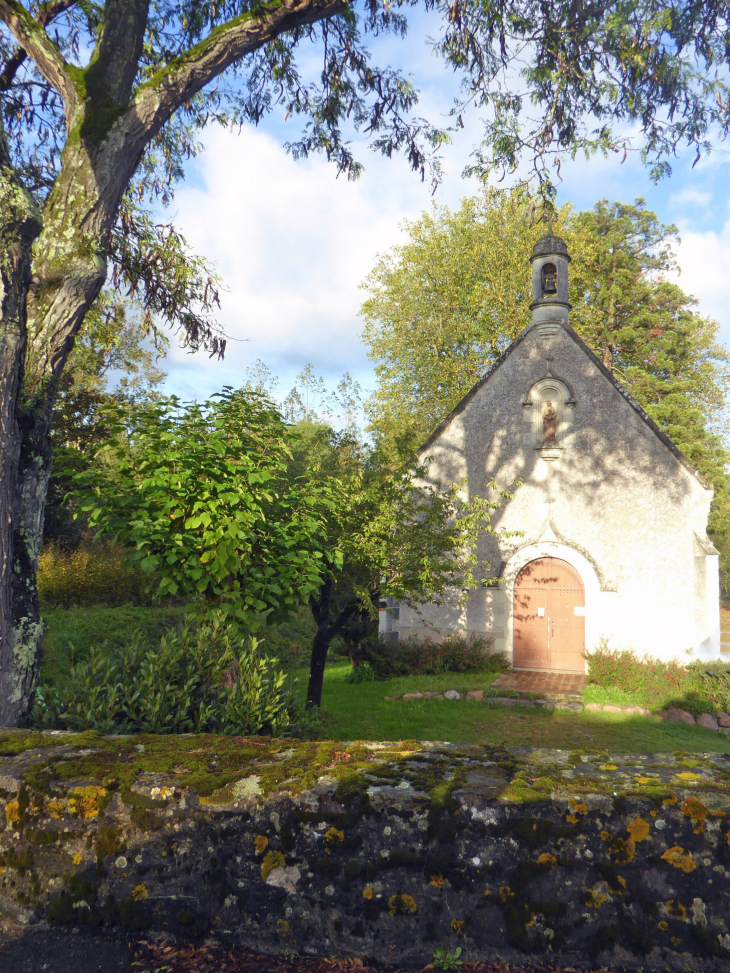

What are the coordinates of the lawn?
(293, 661, 730, 754)
(38, 606, 730, 755)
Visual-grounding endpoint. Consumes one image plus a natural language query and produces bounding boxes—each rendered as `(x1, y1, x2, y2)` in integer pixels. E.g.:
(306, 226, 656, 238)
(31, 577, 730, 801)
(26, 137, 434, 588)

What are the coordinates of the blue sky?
(156, 8, 730, 406)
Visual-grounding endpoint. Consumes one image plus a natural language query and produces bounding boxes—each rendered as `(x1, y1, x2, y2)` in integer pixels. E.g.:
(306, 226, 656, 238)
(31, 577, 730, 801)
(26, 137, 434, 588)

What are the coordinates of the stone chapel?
(380, 228, 721, 670)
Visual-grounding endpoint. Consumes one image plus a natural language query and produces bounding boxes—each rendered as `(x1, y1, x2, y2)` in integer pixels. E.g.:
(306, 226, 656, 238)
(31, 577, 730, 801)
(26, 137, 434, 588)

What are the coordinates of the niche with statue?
(522, 376, 575, 459)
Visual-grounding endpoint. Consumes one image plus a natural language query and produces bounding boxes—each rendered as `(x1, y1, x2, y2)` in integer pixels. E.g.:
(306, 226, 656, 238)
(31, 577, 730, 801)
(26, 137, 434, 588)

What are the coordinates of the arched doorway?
(513, 557, 585, 671)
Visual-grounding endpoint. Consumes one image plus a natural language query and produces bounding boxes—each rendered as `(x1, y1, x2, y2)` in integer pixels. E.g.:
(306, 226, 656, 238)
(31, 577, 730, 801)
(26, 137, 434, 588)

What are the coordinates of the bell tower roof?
(530, 231, 570, 261)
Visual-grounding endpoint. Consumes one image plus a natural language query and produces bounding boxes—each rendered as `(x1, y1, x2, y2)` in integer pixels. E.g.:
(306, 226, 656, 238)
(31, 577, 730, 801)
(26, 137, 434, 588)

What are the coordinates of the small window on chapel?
(541, 263, 557, 295)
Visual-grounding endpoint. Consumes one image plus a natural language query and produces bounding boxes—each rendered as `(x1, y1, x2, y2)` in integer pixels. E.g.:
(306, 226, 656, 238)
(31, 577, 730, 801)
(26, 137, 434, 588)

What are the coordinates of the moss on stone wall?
(0, 732, 730, 969)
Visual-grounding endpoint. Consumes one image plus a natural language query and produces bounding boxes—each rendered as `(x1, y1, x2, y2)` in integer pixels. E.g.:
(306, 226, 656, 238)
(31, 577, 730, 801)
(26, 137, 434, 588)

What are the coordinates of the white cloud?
(670, 188, 712, 208)
(162, 115, 730, 402)
(670, 218, 730, 337)
(165, 123, 463, 399)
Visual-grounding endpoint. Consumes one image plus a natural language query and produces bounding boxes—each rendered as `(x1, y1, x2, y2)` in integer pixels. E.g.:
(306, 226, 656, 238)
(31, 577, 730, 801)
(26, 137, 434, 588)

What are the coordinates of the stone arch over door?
(513, 557, 585, 671)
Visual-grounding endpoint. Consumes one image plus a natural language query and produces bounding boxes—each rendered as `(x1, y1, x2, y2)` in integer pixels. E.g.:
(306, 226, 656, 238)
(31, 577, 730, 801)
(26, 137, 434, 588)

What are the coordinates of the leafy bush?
(359, 633, 503, 680)
(41, 605, 189, 686)
(344, 661, 377, 684)
(38, 537, 153, 608)
(586, 640, 730, 714)
(32, 614, 299, 736)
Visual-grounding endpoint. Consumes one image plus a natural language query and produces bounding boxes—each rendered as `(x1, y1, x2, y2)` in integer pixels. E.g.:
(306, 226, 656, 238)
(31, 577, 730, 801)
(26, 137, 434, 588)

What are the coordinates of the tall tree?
(1, 1, 730, 723)
(361, 189, 547, 449)
(287, 421, 512, 708)
(362, 191, 730, 580)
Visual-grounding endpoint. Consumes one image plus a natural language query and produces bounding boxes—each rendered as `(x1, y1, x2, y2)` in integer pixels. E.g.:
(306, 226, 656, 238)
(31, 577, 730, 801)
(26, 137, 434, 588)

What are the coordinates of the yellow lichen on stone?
(429, 873, 444, 886)
(566, 813, 579, 824)
(599, 764, 618, 771)
(261, 851, 285, 881)
(658, 920, 669, 931)
(47, 799, 64, 819)
(662, 847, 697, 873)
(254, 835, 268, 854)
(681, 796, 708, 825)
(663, 795, 678, 805)
(600, 830, 612, 842)
(627, 818, 650, 842)
(4, 801, 19, 825)
(325, 827, 344, 845)
(500, 886, 514, 902)
(568, 798, 587, 814)
(616, 875, 626, 889)
(72, 786, 106, 820)
(451, 919, 466, 936)
(666, 900, 687, 920)
(71, 853, 83, 866)
(277, 919, 290, 937)
(131, 884, 148, 901)
(363, 887, 373, 900)
(675, 772, 701, 781)
(584, 888, 607, 909)
(537, 852, 557, 867)
(388, 894, 417, 917)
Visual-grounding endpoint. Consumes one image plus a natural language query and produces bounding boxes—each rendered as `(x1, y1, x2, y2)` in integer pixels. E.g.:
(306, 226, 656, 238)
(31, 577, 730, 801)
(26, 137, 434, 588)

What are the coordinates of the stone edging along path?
(3, 730, 730, 971)
(390, 690, 730, 733)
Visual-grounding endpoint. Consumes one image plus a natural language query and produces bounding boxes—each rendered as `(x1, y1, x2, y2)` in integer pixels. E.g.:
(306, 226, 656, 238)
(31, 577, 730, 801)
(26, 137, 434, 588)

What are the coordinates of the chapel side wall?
(396, 323, 718, 663)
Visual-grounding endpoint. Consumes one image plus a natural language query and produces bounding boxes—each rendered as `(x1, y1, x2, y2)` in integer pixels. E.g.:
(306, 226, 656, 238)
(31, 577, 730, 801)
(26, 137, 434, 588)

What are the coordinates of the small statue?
(542, 400, 557, 444)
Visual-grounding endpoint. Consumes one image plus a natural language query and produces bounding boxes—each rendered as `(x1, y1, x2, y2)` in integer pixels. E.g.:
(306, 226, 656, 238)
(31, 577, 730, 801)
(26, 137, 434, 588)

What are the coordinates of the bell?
(542, 265, 557, 295)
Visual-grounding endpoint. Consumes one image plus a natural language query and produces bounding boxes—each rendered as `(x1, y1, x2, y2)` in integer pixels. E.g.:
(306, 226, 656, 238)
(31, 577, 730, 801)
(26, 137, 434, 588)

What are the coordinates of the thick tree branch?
(131, 0, 348, 139)
(0, 0, 78, 92)
(0, 0, 77, 114)
(90, 0, 148, 106)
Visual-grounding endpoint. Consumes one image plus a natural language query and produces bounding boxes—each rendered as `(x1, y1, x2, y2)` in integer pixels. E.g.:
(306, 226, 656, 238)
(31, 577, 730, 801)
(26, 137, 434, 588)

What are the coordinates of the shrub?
(38, 537, 153, 608)
(359, 633, 503, 680)
(344, 661, 377, 684)
(586, 640, 730, 714)
(31, 614, 299, 736)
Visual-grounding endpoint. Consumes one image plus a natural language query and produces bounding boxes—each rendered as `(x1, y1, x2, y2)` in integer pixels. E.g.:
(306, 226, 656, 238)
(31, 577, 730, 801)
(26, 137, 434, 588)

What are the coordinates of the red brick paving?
(491, 669, 587, 698)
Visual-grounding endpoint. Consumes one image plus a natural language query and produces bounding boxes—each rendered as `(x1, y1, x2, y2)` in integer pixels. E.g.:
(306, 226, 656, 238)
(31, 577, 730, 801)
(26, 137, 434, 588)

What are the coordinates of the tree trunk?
(0, 125, 42, 725)
(307, 577, 333, 709)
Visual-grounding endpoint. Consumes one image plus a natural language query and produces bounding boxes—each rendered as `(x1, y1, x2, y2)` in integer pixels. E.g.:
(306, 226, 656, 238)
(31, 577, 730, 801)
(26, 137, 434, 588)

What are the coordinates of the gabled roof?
(416, 320, 712, 491)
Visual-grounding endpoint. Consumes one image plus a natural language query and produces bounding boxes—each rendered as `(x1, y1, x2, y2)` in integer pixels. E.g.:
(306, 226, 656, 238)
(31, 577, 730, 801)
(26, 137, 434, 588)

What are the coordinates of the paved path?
(490, 669, 587, 697)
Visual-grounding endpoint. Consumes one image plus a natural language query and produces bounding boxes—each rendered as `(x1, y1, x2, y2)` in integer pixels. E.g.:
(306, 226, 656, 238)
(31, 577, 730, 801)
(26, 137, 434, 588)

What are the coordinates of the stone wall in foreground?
(2, 731, 730, 970)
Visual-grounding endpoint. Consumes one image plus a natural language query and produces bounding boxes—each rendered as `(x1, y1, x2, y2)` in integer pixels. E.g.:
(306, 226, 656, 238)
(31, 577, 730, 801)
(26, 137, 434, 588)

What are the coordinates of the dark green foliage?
(360, 634, 506, 680)
(31, 613, 300, 736)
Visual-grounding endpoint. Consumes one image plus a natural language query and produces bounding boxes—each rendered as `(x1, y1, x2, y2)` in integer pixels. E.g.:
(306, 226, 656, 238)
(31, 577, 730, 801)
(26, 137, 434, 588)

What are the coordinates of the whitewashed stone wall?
(385, 319, 720, 667)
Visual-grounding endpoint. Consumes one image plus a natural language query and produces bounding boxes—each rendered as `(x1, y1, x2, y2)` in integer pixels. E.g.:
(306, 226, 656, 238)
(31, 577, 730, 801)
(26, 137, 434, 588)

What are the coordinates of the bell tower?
(530, 216, 570, 328)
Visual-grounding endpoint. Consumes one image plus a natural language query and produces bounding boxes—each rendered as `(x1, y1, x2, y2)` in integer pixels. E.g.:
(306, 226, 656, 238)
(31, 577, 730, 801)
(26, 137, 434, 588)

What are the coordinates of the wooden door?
(513, 557, 585, 671)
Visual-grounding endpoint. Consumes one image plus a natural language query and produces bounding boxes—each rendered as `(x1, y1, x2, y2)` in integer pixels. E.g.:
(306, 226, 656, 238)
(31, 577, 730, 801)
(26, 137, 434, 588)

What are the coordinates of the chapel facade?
(380, 229, 721, 669)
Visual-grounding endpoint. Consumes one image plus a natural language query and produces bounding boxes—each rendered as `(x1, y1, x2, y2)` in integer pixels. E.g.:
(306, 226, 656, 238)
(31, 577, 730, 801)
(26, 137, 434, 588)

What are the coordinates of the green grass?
(299, 661, 730, 754)
(582, 683, 653, 709)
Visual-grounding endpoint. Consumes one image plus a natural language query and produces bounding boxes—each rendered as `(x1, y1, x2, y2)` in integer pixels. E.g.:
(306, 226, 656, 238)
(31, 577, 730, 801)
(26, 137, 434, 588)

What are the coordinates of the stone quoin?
(380, 228, 721, 668)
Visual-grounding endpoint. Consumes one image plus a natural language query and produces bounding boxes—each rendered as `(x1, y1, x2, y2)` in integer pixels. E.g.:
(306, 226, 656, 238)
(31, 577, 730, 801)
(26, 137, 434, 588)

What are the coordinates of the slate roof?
(416, 320, 712, 491)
